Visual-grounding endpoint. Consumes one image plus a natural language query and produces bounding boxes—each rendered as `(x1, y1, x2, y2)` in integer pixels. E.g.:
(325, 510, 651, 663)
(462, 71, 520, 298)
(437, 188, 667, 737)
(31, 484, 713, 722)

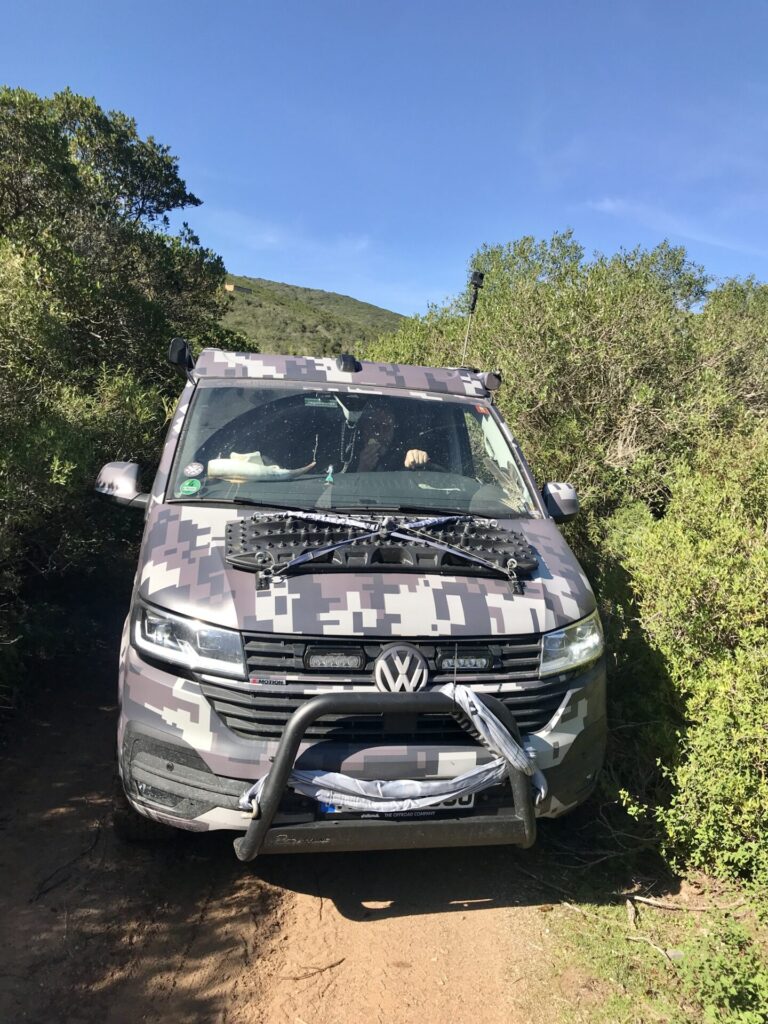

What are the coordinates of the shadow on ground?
(251, 811, 678, 923)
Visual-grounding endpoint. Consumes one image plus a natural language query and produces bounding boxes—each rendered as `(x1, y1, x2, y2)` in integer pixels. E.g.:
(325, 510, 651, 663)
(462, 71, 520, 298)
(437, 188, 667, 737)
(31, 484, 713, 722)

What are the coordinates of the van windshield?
(168, 382, 538, 517)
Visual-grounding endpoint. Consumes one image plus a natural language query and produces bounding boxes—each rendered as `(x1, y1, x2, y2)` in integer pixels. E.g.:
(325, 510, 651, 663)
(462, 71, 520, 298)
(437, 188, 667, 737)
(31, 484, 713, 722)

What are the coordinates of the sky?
(3, 1, 767, 314)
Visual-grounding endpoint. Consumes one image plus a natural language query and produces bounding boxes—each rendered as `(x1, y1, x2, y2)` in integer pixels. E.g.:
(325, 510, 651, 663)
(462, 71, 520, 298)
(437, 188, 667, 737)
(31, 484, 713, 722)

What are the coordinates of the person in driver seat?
(353, 405, 430, 472)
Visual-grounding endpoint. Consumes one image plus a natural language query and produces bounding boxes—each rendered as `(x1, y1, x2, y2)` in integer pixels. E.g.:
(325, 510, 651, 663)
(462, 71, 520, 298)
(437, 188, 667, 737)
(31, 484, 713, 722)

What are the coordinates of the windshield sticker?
(475, 405, 490, 415)
(183, 461, 204, 477)
(177, 478, 202, 496)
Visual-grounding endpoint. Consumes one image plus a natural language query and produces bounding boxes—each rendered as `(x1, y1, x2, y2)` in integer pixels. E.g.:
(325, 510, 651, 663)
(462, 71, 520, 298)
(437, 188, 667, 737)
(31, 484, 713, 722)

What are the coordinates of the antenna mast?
(460, 270, 485, 364)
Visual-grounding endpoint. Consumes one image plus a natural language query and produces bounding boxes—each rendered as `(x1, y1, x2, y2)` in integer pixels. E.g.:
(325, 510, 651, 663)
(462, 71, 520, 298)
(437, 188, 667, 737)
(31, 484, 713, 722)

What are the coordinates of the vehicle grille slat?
(202, 631, 566, 742)
(243, 633, 543, 677)
(200, 682, 567, 742)
(201, 627, 573, 742)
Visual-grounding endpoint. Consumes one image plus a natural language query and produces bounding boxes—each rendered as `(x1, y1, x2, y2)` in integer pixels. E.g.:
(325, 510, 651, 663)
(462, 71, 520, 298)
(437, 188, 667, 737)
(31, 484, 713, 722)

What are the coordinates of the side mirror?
(542, 482, 579, 523)
(168, 337, 195, 379)
(95, 462, 149, 510)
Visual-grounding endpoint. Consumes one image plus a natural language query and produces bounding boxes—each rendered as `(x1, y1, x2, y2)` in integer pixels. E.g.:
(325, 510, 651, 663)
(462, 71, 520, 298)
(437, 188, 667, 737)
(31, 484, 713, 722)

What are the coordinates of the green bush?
(0, 88, 232, 698)
(371, 233, 768, 885)
(370, 233, 708, 523)
(614, 434, 768, 884)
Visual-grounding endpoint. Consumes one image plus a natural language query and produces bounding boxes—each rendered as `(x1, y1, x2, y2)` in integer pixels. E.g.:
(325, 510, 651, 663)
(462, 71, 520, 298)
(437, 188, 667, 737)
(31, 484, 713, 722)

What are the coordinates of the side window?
(462, 408, 536, 513)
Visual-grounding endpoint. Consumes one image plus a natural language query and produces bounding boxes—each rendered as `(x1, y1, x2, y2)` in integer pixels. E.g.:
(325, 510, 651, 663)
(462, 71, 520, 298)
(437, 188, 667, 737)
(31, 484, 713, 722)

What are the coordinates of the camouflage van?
(97, 345, 606, 860)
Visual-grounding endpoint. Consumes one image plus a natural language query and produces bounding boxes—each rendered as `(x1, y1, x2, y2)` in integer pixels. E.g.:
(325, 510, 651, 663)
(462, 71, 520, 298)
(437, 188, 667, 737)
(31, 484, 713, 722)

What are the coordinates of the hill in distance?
(221, 274, 403, 357)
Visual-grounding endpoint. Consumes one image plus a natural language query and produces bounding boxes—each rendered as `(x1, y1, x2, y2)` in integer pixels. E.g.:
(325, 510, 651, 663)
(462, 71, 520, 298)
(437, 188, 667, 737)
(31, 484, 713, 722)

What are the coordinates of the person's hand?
(404, 449, 429, 469)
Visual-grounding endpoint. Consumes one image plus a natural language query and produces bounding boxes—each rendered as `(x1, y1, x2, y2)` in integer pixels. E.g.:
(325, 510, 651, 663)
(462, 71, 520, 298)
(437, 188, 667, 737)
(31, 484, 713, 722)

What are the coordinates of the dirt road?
(0, 592, 604, 1024)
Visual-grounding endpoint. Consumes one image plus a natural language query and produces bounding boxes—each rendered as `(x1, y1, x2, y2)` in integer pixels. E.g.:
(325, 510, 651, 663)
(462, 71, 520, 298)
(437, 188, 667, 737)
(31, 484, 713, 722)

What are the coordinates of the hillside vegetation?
(221, 273, 402, 355)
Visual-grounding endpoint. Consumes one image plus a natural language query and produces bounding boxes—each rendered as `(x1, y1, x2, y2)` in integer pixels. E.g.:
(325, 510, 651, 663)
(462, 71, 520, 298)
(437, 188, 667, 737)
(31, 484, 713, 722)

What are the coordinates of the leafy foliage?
(0, 87, 232, 694)
(614, 436, 768, 883)
(372, 235, 710, 521)
(555, 897, 768, 1024)
(678, 917, 768, 1024)
(221, 273, 402, 356)
(370, 231, 768, 887)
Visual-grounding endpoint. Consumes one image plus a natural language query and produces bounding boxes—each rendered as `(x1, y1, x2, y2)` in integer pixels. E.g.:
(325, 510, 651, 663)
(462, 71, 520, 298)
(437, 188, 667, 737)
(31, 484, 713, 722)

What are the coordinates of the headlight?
(132, 603, 245, 679)
(540, 610, 604, 677)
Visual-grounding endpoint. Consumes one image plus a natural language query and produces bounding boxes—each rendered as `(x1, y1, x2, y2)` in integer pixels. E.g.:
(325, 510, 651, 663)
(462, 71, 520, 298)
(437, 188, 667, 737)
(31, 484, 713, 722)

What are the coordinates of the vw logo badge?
(374, 644, 429, 693)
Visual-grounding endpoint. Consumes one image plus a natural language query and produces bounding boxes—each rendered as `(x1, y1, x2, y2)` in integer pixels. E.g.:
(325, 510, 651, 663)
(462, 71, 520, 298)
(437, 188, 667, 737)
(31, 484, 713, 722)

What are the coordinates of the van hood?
(137, 504, 595, 637)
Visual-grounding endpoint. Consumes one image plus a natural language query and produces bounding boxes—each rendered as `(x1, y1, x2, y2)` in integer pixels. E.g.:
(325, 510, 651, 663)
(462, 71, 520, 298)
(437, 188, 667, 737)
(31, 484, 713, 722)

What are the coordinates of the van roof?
(192, 349, 490, 398)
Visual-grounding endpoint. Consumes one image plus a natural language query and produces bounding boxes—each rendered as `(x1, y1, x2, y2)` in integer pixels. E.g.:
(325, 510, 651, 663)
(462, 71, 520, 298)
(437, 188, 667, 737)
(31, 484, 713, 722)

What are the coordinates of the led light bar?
(305, 648, 365, 671)
(437, 650, 493, 672)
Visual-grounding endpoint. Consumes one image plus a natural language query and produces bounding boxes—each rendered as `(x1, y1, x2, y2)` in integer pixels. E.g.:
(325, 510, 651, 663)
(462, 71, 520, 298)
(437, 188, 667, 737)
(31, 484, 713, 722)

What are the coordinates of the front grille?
(200, 632, 571, 743)
(199, 675, 572, 743)
(243, 634, 542, 682)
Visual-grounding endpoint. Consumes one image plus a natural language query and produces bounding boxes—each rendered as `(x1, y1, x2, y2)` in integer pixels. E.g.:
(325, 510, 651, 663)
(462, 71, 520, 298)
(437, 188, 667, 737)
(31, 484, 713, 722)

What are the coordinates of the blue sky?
(3, 1, 767, 313)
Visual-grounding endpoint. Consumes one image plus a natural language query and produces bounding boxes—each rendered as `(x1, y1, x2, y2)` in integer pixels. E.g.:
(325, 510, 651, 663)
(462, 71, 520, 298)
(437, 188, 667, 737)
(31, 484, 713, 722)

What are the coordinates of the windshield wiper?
(331, 504, 467, 516)
(166, 497, 314, 512)
(222, 499, 312, 511)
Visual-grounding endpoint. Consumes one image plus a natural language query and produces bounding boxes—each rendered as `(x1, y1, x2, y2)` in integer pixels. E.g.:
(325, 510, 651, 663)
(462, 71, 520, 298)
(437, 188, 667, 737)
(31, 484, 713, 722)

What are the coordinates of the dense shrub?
(370, 234, 708, 522)
(679, 915, 768, 1023)
(370, 233, 768, 885)
(0, 88, 236, 697)
(612, 434, 768, 882)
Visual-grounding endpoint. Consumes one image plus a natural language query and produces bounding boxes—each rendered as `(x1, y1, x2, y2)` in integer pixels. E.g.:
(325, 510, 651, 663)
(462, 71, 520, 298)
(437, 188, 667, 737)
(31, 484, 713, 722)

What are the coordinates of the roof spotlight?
(479, 370, 502, 392)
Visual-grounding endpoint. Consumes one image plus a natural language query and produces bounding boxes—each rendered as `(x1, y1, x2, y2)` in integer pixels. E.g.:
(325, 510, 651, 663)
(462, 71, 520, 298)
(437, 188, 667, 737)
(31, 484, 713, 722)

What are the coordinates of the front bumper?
(232, 691, 536, 861)
(119, 647, 606, 848)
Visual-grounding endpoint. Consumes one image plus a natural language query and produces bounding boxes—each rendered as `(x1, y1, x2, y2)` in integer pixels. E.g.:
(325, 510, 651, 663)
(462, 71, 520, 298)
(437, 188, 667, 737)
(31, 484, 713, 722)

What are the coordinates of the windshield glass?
(168, 382, 538, 517)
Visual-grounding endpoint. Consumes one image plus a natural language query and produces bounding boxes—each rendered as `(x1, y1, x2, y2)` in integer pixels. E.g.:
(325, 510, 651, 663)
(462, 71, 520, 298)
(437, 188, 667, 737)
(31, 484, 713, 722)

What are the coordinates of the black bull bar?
(233, 691, 537, 862)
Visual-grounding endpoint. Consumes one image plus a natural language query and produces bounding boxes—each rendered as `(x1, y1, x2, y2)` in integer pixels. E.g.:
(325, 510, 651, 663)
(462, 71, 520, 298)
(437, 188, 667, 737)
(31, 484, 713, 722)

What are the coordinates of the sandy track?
(254, 847, 570, 1024)
(0, 600, 599, 1024)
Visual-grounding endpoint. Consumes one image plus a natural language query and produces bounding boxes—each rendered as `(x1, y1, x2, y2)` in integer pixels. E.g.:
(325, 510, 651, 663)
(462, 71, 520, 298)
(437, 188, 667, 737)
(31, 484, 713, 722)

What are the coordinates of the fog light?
(134, 780, 183, 808)
(305, 648, 365, 670)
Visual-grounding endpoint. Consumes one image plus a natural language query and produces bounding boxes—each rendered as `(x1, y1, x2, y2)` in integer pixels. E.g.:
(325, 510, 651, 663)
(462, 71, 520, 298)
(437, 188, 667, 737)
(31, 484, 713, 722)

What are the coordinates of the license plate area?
(317, 793, 476, 820)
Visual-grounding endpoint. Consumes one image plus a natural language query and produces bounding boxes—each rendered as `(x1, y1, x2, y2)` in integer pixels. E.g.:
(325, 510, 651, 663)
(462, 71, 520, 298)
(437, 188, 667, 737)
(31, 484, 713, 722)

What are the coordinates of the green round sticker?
(178, 478, 202, 496)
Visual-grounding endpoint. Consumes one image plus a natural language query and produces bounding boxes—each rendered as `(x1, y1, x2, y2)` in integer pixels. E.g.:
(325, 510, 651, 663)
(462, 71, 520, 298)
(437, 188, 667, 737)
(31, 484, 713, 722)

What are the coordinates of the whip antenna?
(460, 270, 485, 364)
